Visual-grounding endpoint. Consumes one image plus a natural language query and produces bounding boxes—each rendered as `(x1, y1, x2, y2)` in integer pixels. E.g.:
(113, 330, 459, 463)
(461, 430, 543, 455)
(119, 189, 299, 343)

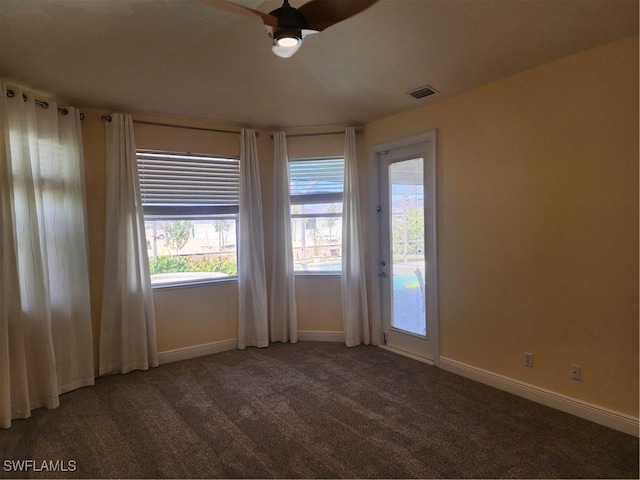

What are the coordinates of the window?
(289, 157, 344, 273)
(137, 150, 239, 286)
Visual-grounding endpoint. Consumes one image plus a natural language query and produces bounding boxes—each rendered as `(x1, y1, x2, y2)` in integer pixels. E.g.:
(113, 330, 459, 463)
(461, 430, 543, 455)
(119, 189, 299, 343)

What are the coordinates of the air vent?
(409, 85, 438, 99)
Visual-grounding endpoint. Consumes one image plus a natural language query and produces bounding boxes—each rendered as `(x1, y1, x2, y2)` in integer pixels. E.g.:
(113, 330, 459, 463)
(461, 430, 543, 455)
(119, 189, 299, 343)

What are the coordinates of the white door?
(378, 140, 438, 362)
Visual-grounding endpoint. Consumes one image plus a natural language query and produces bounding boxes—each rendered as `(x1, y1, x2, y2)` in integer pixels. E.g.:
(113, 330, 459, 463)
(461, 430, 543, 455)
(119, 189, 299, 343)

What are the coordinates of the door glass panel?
(389, 158, 426, 336)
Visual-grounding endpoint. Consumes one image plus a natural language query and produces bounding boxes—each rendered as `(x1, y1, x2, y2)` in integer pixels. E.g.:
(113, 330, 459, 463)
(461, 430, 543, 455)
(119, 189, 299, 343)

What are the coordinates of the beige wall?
(363, 35, 639, 415)
(80, 35, 638, 416)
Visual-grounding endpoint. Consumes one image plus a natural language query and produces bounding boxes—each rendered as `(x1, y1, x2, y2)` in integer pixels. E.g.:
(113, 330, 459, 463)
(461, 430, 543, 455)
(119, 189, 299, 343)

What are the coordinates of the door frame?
(368, 130, 439, 365)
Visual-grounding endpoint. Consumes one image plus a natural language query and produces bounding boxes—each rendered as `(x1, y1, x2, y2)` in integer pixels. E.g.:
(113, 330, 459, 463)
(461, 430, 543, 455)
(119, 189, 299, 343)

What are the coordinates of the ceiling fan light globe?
(276, 36, 300, 48)
(272, 42, 301, 58)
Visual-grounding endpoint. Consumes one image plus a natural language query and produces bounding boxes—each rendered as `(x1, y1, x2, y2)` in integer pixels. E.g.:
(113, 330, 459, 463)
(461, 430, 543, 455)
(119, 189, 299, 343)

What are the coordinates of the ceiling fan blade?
(298, 0, 378, 32)
(199, 0, 278, 28)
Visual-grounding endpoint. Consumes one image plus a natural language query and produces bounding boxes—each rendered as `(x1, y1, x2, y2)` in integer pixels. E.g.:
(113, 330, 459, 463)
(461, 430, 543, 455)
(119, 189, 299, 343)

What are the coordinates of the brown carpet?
(1, 342, 638, 479)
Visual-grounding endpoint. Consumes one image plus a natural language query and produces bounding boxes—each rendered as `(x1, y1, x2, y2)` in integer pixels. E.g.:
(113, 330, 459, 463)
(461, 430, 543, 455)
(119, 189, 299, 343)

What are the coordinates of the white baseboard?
(158, 331, 344, 364)
(379, 345, 435, 366)
(297, 330, 344, 342)
(158, 338, 237, 364)
(439, 357, 639, 437)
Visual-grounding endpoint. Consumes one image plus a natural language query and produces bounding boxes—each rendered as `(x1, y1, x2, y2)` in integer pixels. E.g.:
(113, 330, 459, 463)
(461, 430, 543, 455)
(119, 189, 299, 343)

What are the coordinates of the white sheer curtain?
(0, 84, 94, 429)
(100, 114, 158, 375)
(269, 132, 297, 343)
(342, 127, 371, 347)
(238, 129, 269, 349)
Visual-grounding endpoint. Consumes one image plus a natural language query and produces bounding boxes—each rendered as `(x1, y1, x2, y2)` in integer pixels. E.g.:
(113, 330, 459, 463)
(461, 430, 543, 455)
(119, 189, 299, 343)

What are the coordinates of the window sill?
(294, 271, 342, 278)
(151, 275, 237, 291)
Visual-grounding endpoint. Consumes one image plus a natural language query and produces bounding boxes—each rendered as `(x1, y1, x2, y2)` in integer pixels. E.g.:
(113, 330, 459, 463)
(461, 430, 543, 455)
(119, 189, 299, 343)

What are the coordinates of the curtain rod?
(6, 89, 85, 120)
(270, 129, 363, 139)
(101, 115, 256, 136)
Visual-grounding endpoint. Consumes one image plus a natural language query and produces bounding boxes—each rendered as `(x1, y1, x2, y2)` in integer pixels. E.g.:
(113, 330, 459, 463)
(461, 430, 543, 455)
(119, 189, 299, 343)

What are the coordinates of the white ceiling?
(1, 0, 637, 129)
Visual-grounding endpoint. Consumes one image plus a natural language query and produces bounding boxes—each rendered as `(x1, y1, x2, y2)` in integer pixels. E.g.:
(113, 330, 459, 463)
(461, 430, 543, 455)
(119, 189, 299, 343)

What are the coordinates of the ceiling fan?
(200, 0, 379, 58)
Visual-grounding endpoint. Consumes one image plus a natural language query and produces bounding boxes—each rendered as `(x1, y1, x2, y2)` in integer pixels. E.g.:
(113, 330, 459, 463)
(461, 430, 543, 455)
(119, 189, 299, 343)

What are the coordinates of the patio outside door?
(378, 140, 437, 362)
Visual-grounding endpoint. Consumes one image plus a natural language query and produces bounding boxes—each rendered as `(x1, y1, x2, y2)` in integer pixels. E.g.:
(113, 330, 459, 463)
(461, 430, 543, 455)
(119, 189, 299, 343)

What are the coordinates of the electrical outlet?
(524, 352, 533, 367)
(571, 364, 581, 380)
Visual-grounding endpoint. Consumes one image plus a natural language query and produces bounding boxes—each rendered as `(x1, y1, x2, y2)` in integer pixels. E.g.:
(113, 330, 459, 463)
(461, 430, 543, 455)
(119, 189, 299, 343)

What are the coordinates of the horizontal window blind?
(289, 158, 344, 205)
(137, 151, 240, 216)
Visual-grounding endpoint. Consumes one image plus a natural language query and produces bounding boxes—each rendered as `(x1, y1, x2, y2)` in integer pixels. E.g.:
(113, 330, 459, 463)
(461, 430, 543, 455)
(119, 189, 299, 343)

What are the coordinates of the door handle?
(378, 272, 388, 278)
